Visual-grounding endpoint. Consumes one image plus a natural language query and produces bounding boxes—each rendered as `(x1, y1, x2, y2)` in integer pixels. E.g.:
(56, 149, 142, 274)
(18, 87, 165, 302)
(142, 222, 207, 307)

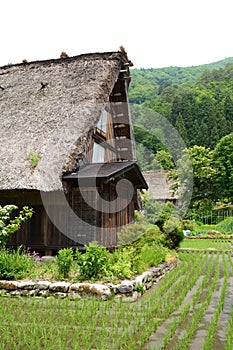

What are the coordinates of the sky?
(1, 0, 233, 68)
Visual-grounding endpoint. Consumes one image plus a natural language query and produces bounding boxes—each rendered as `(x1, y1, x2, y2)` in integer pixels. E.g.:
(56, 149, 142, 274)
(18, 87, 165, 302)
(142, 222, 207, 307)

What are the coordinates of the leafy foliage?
(169, 133, 233, 213)
(129, 59, 233, 172)
(140, 244, 168, 268)
(155, 150, 175, 170)
(76, 241, 110, 279)
(0, 205, 33, 247)
(216, 217, 233, 234)
(110, 248, 134, 279)
(27, 151, 40, 168)
(0, 247, 34, 280)
(163, 217, 184, 249)
(212, 133, 233, 201)
(56, 248, 73, 279)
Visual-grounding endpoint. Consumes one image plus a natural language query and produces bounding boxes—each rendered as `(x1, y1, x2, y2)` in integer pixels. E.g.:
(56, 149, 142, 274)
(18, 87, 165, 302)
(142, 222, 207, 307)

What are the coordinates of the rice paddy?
(0, 242, 233, 349)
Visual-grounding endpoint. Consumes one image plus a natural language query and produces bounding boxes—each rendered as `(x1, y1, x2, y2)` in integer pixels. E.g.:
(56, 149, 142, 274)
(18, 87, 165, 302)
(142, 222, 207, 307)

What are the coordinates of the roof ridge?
(0, 51, 123, 70)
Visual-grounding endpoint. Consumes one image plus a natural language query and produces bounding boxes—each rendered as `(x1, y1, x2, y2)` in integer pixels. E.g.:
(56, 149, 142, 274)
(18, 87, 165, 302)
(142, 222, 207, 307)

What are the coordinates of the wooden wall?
(0, 185, 136, 254)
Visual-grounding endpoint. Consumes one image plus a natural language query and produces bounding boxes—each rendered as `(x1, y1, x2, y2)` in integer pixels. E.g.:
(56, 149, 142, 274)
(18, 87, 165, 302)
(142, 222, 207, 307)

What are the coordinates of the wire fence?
(196, 210, 233, 225)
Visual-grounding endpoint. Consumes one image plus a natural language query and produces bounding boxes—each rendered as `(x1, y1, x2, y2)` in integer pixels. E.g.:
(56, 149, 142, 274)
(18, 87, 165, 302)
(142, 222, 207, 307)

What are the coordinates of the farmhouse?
(0, 51, 147, 254)
(143, 170, 177, 203)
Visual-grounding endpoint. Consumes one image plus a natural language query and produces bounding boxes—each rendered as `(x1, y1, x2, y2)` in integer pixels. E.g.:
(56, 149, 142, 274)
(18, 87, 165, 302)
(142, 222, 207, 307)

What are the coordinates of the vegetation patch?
(27, 151, 40, 168)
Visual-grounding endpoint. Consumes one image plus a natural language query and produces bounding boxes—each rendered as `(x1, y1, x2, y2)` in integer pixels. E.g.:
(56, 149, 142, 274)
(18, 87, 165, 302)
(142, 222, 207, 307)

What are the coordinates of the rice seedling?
(0, 250, 232, 349)
(225, 305, 233, 350)
(203, 252, 229, 350)
(172, 253, 220, 349)
(180, 238, 233, 250)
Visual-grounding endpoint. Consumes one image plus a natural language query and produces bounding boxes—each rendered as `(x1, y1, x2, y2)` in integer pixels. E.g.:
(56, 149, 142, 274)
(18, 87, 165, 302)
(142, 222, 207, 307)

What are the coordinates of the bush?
(0, 247, 34, 280)
(56, 248, 73, 279)
(216, 217, 233, 234)
(140, 244, 168, 268)
(76, 241, 110, 279)
(182, 219, 195, 231)
(163, 217, 184, 249)
(117, 221, 149, 246)
(110, 248, 134, 279)
(140, 225, 165, 246)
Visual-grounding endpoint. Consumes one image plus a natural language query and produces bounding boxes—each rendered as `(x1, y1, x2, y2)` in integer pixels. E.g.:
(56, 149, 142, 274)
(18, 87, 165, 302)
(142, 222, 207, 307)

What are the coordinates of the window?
(92, 142, 105, 163)
(96, 109, 108, 133)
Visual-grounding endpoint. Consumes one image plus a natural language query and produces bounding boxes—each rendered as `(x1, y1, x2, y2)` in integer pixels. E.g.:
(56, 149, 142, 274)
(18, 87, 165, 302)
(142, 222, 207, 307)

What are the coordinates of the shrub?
(182, 219, 195, 231)
(0, 247, 34, 280)
(163, 217, 184, 249)
(140, 225, 165, 246)
(216, 217, 233, 234)
(56, 248, 73, 279)
(110, 248, 133, 279)
(117, 220, 149, 246)
(76, 241, 110, 279)
(140, 244, 168, 268)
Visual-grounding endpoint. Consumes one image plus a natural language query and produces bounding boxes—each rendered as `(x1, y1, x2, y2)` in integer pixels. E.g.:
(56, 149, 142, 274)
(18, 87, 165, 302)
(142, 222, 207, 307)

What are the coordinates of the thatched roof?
(0, 51, 131, 191)
(143, 170, 178, 201)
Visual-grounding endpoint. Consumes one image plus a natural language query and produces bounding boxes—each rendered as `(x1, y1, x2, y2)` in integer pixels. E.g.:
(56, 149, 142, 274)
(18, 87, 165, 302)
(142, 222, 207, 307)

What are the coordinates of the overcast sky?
(1, 0, 233, 68)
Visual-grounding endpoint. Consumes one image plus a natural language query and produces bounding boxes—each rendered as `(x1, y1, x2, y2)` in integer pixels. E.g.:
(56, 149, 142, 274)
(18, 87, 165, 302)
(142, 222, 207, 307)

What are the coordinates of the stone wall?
(0, 262, 176, 302)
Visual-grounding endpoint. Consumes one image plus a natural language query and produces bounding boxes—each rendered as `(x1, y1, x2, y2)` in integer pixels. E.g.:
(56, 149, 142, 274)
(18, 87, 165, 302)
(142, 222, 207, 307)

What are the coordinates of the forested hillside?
(129, 58, 233, 208)
(129, 57, 233, 152)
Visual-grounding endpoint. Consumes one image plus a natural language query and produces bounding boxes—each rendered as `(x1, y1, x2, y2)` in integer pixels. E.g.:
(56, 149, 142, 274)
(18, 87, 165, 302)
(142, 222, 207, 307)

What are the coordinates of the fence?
(196, 209, 233, 225)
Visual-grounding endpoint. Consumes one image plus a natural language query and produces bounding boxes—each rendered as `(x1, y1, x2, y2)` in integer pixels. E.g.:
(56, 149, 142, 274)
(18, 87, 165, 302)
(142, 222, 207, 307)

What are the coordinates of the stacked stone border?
(0, 262, 176, 302)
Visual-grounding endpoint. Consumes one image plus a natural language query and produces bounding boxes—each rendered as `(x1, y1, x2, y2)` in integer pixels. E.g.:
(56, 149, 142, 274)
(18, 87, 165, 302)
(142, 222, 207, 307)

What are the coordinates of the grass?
(179, 238, 233, 250)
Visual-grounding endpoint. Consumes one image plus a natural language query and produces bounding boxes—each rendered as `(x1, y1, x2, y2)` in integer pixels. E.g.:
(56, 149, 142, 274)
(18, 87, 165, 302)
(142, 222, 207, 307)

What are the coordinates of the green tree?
(212, 133, 233, 201)
(175, 112, 188, 144)
(170, 146, 215, 211)
(154, 150, 174, 170)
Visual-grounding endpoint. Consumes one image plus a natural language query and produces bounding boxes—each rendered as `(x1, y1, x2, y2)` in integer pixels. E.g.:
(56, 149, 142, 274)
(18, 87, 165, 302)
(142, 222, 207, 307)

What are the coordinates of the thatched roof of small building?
(143, 170, 178, 201)
(0, 51, 131, 192)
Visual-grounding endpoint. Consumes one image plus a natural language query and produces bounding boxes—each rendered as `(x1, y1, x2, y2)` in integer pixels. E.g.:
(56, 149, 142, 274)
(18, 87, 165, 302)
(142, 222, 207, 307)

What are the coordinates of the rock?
(18, 281, 35, 290)
(40, 256, 56, 263)
(29, 290, 37, 296)
(145, 281, 153, 290)
(10, 290, 20, 297)
(70, 283, 111, 299)
(70, 283, 91, 294)
(151, 267, 162, 277)
(117, 282, 133, 294)
(20, 289, 32, 296)
(142, 272, 152, 282)
(19, 289, 37, 297)
(53, 292, 67, 299)
(49, 282, 70, 293)
(90, 284, 111, 298)
(35, 281, 51, 290)
(38, 290, 50, 298)
(0, 281, 18, 290)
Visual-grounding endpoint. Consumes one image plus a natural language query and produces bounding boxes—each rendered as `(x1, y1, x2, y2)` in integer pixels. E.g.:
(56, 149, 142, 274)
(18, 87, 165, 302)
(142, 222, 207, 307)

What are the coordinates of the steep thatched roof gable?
(143, 170, 178, 201)
(0, 52, 128, 191)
